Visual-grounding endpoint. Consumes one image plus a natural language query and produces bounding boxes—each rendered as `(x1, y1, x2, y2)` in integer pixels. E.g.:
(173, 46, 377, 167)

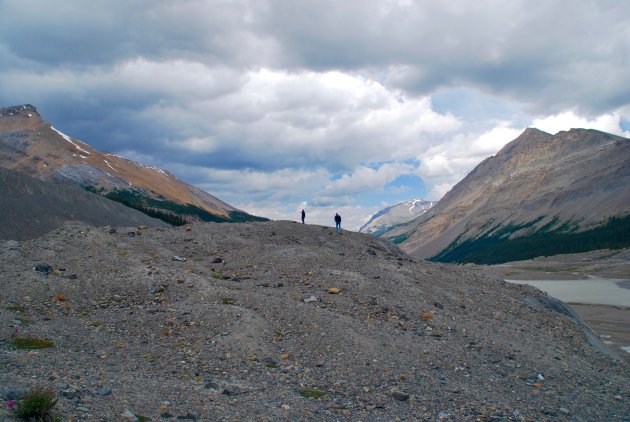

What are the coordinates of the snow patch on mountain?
(360, 198, 434, 236)
(51, 126, 92, 156)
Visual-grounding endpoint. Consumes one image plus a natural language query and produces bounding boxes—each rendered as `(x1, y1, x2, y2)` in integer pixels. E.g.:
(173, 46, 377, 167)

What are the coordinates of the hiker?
(334, 213, 342, 234)
(301, 209, 306, 224)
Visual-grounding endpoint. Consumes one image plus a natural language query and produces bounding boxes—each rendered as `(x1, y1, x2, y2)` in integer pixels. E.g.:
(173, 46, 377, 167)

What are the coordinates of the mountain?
(0, 167, 168, 240)
(0, 104, 267, 225)
(385, 128, 630, 263)
(359, 199, 434, 236)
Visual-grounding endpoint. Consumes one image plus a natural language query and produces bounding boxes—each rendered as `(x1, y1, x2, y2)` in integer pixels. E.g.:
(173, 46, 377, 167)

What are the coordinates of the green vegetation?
(14, 387, 58, 420)
(221, 297, 237, 305)
(7, 305, 27, 313)
(16, 316, 33, 326)
(388, 232, 410, 244)
(84, 186, 267, 226)
(13, 336, 55, 349)
(298, 388, 327, 399)
(228, 210, 268, 223)
(431, 214, 630, 264)
(103, 189, 189, 225)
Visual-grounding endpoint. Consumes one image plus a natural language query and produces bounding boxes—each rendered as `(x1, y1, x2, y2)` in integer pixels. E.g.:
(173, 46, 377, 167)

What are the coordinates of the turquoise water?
(506, 278, 630, 307)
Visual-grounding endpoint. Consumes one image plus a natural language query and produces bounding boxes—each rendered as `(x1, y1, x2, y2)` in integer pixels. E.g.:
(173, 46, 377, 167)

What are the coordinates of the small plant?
(221, 297, 236, 305)
(211, 272, 223, 280)
(298, 388, 327, 399)
(16, 316, 33, 326)
(90, 321, 103, 328)
(272, 329, 284, 343)
(14, 386, 58, 420)
(13, 336, 55, 350)
(7, 305, 27, 313)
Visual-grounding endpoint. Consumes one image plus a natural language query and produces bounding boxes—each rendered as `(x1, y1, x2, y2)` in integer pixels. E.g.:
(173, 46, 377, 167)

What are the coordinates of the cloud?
(532, 112, 630, 138)
(0, 0, 628, 227)
(322, 162, 415, 196)
(9, 63, 459, 172)
(264, 0, 630, 114)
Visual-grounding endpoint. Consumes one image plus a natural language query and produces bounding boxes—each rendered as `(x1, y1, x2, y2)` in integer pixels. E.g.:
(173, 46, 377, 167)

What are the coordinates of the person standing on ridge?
(334, 213, 342, 234)
(301, 209, 306, 224)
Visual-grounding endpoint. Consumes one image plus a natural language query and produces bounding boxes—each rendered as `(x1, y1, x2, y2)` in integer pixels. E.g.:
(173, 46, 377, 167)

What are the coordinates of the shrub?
(14, 387, 58, 420)
(13, 336, 55, 349)
(6, 305, 27, 313)
(298, 388, 327, 399)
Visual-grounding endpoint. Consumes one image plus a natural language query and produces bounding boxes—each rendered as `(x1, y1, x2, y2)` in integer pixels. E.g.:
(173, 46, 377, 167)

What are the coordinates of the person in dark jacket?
(301, 209, 306, 224)
(334, 213, 341, 234)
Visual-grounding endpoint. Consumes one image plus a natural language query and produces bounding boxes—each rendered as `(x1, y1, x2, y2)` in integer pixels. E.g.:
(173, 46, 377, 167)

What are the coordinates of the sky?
(1, 0, 629, 230)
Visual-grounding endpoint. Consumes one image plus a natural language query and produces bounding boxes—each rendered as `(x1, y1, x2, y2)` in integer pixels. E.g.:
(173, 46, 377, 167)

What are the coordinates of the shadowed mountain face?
(360, 199, 434, 236)
(0, 104, 266, 224)
(384, 128, 630, 263)
(0, 167, 168, 240)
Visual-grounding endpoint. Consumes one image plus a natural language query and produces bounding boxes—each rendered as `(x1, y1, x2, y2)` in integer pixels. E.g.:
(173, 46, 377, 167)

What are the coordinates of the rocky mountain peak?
(0, 104, 39, 117)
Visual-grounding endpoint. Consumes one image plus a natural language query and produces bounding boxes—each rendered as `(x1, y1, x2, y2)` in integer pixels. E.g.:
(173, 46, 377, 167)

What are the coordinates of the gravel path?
(1, 221, 628, 421)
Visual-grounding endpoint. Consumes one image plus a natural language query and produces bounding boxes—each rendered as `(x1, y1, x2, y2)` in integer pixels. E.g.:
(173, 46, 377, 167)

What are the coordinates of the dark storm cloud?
(262, 0, 630, 114)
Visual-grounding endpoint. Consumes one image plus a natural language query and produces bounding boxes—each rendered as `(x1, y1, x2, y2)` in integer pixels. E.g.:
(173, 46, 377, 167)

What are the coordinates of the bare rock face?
(385, 128, 630, 263)
(360, 199, 434, 236)
(0, 104, 263, 223)
(1, 221, 627, 420)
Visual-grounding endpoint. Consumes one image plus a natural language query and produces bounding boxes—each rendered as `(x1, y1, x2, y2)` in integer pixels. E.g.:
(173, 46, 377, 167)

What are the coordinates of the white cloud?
(116, 66, 462, 172)
(531, 111, 630, 138)
(322, 162, 414, 196)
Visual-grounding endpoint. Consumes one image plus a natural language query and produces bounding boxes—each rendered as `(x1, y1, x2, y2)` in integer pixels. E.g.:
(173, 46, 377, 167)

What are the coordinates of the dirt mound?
(0, 168, 167, 240)
(1, 221, 627, 420)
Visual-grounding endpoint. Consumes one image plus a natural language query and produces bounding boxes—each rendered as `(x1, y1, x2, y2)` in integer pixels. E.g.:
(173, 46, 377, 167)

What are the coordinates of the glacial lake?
(506, 278, 630, 307)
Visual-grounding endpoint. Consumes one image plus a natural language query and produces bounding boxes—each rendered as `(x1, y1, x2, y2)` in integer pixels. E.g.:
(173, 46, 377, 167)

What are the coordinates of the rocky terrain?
(0, 167, 167, 240)
(1, 221, 628, 421)
(360, 199, 434, 236)
(384, 128, 630, 262)
(0, 104, 263, 223)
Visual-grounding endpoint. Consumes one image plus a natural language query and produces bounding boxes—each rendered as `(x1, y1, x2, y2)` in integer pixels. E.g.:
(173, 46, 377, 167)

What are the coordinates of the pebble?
(303, 294, 319, 303)
(391, 391, 410, 401)
(96, 387, 112, 396)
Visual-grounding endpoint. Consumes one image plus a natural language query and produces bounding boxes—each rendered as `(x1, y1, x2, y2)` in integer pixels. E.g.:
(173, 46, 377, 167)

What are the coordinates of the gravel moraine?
(1, 221, 628, 421)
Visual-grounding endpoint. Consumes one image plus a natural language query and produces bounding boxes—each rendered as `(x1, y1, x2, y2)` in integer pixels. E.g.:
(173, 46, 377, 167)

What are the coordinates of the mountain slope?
(0, 167, 168, 240)
(386, 128, 630, 263)
(0, 104, 266, 224)
(359, 199, 434, 236)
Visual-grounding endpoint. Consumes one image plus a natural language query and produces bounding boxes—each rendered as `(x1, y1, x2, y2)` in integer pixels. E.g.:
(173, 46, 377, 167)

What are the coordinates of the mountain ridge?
(384, 128, 630, 263)
(0, 104, 266, 224)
